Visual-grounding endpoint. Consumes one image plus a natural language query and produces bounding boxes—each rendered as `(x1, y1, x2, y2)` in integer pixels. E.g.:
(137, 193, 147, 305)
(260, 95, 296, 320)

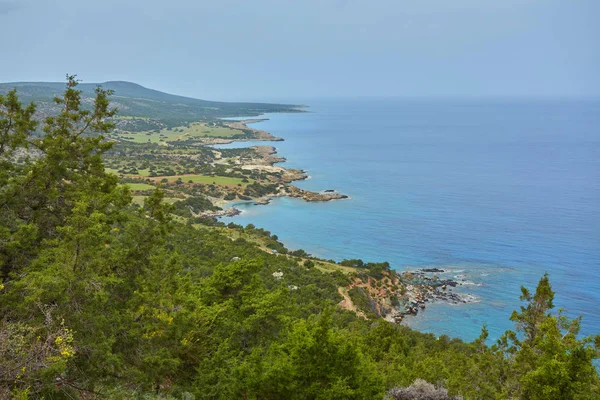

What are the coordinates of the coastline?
(196, 119, 350, 216)
(338, 267, 479, 324)
(113, 113, 480, 327)
(102, 97, 600, 343)
(116, 117, 351, 216)
(195, 119, 284, 145)
(203, 117, 477, 325)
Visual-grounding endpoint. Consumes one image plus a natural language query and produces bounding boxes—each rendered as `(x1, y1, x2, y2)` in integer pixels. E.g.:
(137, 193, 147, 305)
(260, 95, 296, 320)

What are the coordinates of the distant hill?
(0, 80, 302, 127)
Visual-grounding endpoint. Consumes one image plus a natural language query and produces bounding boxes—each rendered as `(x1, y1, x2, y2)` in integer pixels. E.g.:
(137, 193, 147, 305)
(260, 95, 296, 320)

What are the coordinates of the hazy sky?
(0, 0, 598, 101)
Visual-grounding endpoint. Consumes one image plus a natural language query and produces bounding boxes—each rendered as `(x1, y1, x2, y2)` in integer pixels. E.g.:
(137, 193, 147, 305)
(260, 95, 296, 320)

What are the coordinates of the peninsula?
(105, 119, 349, 215)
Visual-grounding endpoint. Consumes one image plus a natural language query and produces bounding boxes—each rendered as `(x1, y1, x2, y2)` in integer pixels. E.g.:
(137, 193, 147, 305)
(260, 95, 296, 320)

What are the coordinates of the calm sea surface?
(219, 98, 600, 341)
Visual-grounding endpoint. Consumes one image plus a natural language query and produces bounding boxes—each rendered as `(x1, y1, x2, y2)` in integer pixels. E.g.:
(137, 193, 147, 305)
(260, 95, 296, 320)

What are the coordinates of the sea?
(217, 98, 600, 342)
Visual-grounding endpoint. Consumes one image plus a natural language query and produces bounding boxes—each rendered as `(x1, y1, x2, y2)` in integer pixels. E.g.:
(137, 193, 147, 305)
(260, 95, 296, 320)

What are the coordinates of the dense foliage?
(1, 79, 599, 399)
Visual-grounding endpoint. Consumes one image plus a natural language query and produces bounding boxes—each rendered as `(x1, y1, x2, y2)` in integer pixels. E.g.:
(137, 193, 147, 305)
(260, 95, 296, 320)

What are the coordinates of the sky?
(0, 0, 598, 101)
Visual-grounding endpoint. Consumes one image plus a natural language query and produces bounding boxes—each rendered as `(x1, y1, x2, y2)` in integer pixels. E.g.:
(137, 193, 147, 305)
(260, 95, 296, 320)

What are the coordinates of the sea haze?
(219, 98, 600, 341)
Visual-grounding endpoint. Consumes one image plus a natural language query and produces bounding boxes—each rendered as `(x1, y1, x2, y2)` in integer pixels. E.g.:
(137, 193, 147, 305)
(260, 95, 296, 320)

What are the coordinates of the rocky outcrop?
(339, 269, 477, 324)
(253, 197, 272, 205)
(421, 268, 445, 273)
(248, 146, 286, 165)
(281, 168, 308, 183)
(198, 207, 241, 218)
(222, 120, 284, 141)
(284, 186, 349, 202)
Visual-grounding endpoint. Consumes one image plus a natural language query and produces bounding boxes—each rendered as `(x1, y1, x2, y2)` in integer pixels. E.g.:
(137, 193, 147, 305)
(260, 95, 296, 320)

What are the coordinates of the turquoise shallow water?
(219, 98, 600, 341)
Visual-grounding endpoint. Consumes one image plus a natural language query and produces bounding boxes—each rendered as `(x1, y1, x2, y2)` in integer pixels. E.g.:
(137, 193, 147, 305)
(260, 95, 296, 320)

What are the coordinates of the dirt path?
(337, 287, 366, 319)
(338, 287, 354, 311)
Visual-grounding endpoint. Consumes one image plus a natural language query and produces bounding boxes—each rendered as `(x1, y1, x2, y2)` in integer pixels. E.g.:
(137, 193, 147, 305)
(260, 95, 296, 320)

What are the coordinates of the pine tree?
(497, 274, 600, 399)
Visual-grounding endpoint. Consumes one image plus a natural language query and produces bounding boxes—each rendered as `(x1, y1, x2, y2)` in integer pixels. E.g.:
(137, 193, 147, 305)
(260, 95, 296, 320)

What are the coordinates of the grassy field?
(314, 261, 357, 275)
(112, 122, 243, 144)
(175, 123, 241, 138)
(153, 175, 252, 186)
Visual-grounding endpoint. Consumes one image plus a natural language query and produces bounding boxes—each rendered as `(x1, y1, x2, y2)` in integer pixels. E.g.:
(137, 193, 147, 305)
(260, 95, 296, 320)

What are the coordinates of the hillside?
(1, 78, 599, 399)
(0, 80, 302, 127)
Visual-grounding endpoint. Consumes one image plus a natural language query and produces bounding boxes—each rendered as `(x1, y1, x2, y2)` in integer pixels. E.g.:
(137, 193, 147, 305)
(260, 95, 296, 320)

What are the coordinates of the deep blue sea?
(218, 98, 600, 342)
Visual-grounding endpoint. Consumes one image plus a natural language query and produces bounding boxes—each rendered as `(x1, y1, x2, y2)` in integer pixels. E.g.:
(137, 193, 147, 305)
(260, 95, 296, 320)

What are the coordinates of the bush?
(173, 196, 220, 217)
(385, 379, 462, 400)
(291, 249, 308, 257)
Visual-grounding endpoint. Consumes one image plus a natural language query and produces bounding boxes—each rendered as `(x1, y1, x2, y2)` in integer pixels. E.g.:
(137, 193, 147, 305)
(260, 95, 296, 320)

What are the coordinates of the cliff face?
(339, 272, 411, 322)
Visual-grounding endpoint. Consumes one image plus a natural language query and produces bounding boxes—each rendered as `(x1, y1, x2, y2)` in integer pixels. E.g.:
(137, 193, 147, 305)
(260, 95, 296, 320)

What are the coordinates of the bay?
(219, 98, 600, 341)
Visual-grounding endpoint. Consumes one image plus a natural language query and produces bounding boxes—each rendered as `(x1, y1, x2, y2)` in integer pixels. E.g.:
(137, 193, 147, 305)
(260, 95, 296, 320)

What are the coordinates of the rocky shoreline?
(390, 269, 478, 323)
(199, 207, 242, 218)
(339, 268, 479, 324)
(223, 119, 284, 142)
(283, 186, 349, 202)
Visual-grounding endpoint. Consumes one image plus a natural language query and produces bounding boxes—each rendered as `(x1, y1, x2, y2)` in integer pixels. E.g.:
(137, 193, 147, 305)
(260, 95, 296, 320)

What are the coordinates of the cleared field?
(154, 175, 251, 185)
(176, 123, 241, 138)
(315, 262, 357, 275)
(113, 122, 243, 144)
